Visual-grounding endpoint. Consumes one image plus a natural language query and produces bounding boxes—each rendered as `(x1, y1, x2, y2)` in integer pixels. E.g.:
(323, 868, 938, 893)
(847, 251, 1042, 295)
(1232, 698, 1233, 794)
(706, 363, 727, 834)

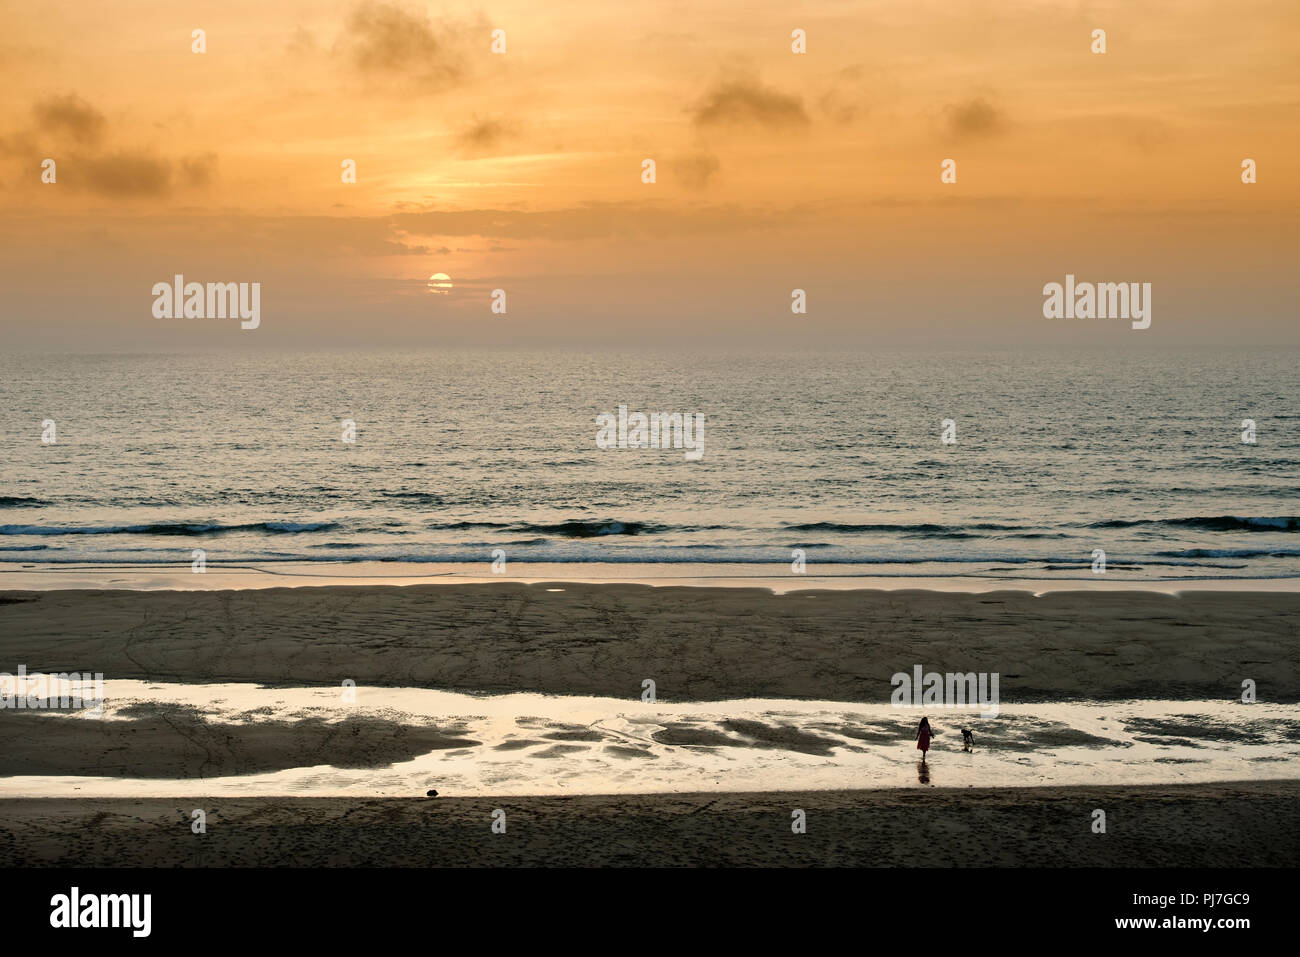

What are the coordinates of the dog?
(961, 728, 974, 751)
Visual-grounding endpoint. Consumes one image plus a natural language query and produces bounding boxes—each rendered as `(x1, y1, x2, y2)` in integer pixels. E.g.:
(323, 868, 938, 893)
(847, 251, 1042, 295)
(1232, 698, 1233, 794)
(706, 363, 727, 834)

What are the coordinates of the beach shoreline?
(3, 560, 1300, 594)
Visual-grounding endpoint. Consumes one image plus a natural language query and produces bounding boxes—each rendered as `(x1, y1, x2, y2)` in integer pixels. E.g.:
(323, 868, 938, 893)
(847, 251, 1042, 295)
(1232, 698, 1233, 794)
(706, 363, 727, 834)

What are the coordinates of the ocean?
(1, 348, 1296, 580)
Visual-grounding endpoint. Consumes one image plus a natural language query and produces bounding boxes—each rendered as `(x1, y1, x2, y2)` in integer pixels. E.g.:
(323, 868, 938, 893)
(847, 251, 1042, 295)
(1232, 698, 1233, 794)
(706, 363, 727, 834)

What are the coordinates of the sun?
(426, 272, 453, 295)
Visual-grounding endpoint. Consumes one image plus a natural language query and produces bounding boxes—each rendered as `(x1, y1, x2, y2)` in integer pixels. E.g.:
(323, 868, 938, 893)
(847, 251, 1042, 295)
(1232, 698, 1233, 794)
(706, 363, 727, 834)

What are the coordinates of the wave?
(1086, 516, 1298, 532)
(0, 496, 47, 508)
(422, 519, 691, 537)
(788, 521, 950, 533)
(784, 521, 1030, 537)
(790, 517, 1300, 536)
(1157, 547, 1300, 559)
(515, 519, 666, 538)
(0, 521, 340, 536)
(380, 492, 445, 505)
(0, 518, 666, 540)
(424, 520, 514, 531)
(10, 514, 1292, 541)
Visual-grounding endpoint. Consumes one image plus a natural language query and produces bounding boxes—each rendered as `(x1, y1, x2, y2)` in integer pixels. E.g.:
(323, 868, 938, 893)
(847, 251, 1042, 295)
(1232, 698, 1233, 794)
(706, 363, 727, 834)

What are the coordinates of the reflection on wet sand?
(1, 679, 1297, 798)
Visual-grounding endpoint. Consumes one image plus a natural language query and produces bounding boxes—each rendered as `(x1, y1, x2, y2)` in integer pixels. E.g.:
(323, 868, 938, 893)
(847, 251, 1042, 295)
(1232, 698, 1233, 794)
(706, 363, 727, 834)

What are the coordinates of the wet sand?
(2, 583, 1298, 702)
(2, 684, 1296, 796)
(2, 781, 1296, 867)
(8, 560, 1300, 594)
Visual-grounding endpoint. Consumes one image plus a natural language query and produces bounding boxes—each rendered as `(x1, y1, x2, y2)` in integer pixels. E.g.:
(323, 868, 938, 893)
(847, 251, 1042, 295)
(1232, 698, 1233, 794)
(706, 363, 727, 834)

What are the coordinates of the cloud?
(342, 1, 469, 90)
(392, 202, 807, 241)
(674, 151, 720, 191)
(817, 66, 872, 125)
(691, 75, 809, 131)
(379, 241, 431, 254)
(180, 152, 218, 187)
(944, 97, 1005, 138)
(457, 117, 519, 156)
(2, 96, 220, 198)
(78, 152, 172, 196)
(306, 220, 444, 256)
(817, 90, 862, 124)
(32, 94, 106, 145)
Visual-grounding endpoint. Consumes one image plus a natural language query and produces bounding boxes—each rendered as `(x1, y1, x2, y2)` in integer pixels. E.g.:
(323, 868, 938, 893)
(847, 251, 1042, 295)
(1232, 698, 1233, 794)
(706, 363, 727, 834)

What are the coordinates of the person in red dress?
(915, 716, 933, 760)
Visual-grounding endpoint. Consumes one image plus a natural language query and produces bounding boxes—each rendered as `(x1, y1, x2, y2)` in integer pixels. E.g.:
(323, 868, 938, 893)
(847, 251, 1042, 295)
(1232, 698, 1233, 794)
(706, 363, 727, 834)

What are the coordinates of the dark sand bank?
(2, 584, 1297, 702)
(1, 780, 1296, 867)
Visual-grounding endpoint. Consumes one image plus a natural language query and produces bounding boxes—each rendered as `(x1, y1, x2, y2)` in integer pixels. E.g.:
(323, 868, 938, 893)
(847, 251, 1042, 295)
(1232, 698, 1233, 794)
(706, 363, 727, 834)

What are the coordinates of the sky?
(1, 0, 1297, 350)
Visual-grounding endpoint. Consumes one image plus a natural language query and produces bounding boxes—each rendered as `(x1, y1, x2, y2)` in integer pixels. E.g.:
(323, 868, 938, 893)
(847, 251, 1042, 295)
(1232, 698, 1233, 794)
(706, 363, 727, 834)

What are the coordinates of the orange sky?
(1, 0, 1297, 348)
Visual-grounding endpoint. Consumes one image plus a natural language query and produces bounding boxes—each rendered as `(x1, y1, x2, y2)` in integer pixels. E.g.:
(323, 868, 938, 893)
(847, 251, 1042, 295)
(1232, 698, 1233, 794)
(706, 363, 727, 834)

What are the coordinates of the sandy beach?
(3, 781, 1297, 867)
(2, 582, 1297, 702)
(3, 581, 1297, 866)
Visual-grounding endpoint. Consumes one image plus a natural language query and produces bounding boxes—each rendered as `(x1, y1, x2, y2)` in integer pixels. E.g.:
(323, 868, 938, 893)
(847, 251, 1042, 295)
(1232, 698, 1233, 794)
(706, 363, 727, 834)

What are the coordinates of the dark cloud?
(2, 95, 219, 198)
(457, 117, 519, 155)
(944, 97, 1005, 138)
(80, 152, 172, 196)
(32, 94, 106, 145)
(674, 151, 720, 191)
(343, 1, 468, 90)
(691, 76, 809, 131)
(49, 151, 218, 197)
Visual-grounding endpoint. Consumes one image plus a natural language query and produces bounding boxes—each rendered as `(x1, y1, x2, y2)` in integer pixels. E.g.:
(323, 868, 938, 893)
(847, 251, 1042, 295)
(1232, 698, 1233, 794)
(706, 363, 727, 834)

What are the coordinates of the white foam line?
(3, 560, 1299, 593)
